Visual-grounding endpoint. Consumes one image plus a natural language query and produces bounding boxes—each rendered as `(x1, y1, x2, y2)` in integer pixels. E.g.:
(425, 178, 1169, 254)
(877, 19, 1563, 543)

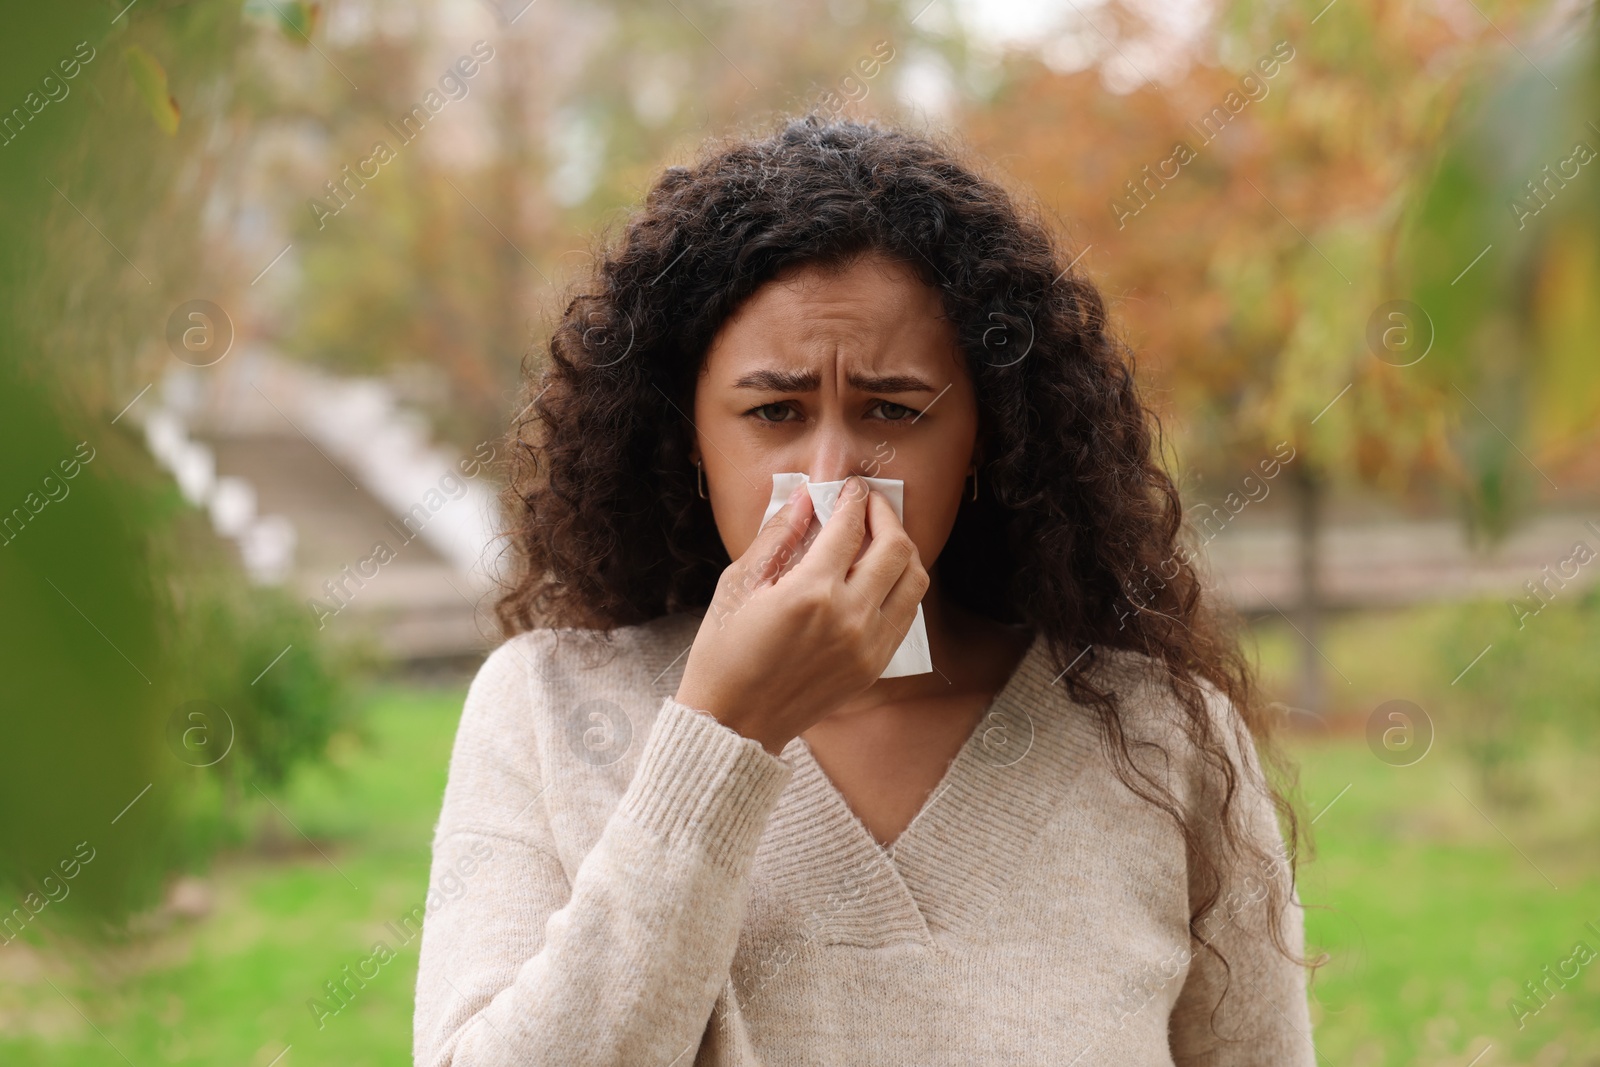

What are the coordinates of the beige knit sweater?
(412, 611, 1317, 1066)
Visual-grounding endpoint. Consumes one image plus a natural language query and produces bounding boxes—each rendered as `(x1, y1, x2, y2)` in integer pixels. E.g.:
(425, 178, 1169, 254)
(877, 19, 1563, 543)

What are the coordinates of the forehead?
(702, 254, 961, 376)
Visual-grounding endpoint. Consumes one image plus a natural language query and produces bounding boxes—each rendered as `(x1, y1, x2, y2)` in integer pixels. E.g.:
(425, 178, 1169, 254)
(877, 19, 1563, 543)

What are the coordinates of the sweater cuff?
(617, 695, 795, 876)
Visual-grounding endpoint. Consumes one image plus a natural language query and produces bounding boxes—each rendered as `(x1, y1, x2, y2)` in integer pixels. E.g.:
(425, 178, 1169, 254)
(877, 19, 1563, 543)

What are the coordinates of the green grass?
(1296, 742, 1600, 1066)
(1251, 599, 1600, 1065)
(1, 605, 1596, 1066)
(0, 682, 463, 1067)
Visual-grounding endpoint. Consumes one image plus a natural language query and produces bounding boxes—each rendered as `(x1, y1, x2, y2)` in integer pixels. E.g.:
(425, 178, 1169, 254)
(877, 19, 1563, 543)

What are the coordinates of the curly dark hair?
(493, 112, 1325, 1035)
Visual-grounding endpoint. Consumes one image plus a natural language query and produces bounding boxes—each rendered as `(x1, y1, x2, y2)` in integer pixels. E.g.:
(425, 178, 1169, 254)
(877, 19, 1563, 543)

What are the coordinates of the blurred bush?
(0, 370, 369, 947)
(1440, 582, 1600, 810)
(0, 3, 365, 943)
(151, 452, 374, 869)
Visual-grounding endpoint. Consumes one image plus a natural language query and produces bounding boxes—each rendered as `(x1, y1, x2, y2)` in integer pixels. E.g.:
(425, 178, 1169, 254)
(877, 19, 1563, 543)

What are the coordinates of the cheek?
(710, 477, 771, 562)
(896, 457, 968, 568)
(904, 482, 961, 568)
(907, 410, 979, 568)
(691, 390, 762, 559)
(700, 430, 787, 562)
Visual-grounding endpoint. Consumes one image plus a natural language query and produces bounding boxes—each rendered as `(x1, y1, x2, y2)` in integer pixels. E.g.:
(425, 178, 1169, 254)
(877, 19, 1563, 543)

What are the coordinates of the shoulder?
(439, 612, 706, 828)
(1078, 645, 1265, 797)
(471, 611, 703, 691)
(458, 611, 705, 750)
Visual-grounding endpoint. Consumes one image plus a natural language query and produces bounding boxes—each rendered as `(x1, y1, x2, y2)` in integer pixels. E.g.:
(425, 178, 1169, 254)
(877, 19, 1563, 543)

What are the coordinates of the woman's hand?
(674, 475, 931, 756)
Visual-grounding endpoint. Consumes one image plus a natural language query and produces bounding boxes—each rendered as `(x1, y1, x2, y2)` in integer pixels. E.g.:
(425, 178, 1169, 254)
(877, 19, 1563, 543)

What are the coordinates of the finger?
(746, 482, 815, 586)
(791, 475, 871, 580)
(843, 488, 917, 607)
(878, 556, 929, 640)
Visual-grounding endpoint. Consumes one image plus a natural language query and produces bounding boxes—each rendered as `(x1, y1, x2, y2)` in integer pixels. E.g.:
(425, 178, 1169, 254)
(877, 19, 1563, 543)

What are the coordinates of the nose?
(803, 416, 866, 484)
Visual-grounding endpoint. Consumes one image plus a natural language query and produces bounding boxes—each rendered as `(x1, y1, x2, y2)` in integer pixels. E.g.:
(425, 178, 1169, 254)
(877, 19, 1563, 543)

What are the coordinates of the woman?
(413, 113, 1322, 1066)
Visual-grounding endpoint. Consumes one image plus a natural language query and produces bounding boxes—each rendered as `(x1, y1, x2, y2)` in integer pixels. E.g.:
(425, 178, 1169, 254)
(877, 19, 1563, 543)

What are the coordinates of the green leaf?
(241, 0, 321, 44)
(124, 44, 180, 135)
(276, 0, 320, 42)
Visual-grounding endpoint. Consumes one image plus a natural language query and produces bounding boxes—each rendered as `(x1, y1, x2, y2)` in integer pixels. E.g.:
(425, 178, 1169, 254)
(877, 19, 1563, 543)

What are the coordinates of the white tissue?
(759, 472, 933, 679)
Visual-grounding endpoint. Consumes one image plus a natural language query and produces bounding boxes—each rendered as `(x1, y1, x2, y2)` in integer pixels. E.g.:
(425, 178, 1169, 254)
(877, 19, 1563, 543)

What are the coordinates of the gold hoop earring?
(966, 465, 978, 502)
(696, 460, 708, 500)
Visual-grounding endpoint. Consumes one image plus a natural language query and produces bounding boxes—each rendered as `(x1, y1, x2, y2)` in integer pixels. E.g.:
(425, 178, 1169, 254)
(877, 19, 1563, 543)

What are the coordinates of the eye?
(745, 402, 797, 424)
(870, 400, 921, 421)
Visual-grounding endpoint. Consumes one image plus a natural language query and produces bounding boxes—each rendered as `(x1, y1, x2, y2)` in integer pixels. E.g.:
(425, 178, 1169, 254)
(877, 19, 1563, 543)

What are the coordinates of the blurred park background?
(2, 0, 1599, 1063)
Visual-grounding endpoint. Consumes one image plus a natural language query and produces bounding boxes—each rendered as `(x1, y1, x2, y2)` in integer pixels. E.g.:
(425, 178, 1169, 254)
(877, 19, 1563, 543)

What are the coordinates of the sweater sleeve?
(412, 635, 795, 1067)
(1167, 686, 1318, 1067)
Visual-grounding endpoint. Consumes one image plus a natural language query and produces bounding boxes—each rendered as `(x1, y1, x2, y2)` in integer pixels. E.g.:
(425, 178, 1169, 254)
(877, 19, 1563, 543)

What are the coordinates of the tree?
(962, 0, 1597, 712)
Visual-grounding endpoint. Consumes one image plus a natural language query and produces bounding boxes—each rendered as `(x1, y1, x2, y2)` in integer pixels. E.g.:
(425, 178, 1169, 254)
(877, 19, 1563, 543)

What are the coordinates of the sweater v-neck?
(752, 627, 1100, 950)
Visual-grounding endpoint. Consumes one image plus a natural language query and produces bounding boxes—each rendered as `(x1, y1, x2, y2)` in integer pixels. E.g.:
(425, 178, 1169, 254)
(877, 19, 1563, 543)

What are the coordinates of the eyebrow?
(731, 368, 939, 394)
